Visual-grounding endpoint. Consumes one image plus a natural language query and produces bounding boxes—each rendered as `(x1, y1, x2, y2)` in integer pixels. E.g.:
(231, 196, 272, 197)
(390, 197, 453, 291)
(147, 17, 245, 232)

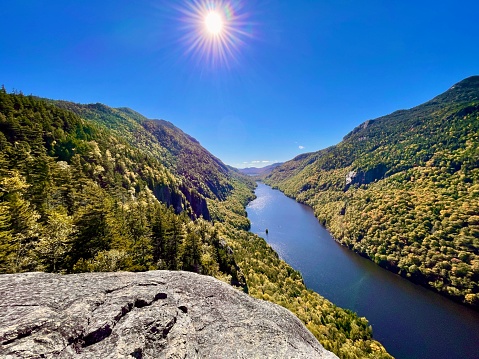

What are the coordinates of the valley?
(0, 88, 391, 358)
(247, 182, 479, 359)
(1, 76, 478, 358)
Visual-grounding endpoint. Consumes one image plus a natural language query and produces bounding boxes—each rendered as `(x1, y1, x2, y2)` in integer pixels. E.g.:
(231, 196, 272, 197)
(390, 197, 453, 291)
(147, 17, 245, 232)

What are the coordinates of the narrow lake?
(246, 182, 479, 359)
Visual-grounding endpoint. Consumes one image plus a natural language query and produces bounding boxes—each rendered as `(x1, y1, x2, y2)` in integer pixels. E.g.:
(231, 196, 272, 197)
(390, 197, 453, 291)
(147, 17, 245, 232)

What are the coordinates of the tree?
(26, 144, 55, 216)
(70, 183, 112, 268)
(35, 210, 75, 272)
(164, 209, 186, 270)
(150, 202, 167, 265)
(179, 227, 202, 273)
(1, 171, 40, 272)
(0, 202, 13, 272)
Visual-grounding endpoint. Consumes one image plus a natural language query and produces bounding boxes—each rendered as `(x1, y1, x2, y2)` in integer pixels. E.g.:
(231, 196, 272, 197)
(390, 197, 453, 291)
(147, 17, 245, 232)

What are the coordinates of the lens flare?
(176, 0, 253, 68)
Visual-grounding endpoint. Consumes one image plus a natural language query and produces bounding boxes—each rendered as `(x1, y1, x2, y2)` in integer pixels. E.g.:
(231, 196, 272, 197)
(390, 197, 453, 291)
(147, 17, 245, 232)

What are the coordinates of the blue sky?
(2, 1, 479, 168)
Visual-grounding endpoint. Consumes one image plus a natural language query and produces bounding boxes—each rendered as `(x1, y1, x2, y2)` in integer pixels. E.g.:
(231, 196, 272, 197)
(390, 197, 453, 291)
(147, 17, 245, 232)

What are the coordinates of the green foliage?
(53, 101, 254, 208)
(0, 170, 41, 272)
(266, 76, 479, 308)
(35, 210, 75, 272)
(207, 177, 256, 230)
(0, 91, 245, 284)
(0, 201, 13, 272)
(0, 89, 393, 358)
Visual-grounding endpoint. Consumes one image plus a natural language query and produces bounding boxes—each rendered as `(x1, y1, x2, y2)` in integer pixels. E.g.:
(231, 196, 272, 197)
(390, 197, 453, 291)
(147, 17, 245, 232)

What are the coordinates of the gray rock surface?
(0, 271, 337, 359)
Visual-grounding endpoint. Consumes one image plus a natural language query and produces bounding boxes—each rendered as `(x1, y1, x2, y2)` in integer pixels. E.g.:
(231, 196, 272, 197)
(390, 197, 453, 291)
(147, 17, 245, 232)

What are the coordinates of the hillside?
(0, 89, 253, 281)
(265, 76, 479, 308)
(0, 88, 393, 358)
(52, 102, 247, 215)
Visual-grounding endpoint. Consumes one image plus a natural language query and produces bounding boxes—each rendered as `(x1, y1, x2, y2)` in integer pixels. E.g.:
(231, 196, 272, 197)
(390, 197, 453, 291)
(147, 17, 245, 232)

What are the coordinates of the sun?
(204, 11, 224, 35)
(177, 0, 253, 67)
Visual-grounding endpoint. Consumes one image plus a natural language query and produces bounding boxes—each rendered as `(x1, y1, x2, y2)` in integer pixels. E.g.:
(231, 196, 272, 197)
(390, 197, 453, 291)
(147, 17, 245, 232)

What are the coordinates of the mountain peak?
(450, 75, 479, 89)
(430, 75, 479, 105)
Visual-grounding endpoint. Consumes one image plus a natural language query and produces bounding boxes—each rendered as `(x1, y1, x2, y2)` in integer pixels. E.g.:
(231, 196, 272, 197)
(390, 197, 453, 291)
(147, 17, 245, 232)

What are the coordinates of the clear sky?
(2, 1, 479, 168)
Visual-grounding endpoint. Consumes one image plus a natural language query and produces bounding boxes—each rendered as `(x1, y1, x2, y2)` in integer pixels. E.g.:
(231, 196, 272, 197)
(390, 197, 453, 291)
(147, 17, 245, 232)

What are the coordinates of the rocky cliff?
(0, 271, 337, 359)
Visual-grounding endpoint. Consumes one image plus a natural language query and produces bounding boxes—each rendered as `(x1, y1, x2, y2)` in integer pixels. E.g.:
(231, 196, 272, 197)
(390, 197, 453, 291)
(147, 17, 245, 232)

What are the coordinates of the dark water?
(246, 183, 479, 359)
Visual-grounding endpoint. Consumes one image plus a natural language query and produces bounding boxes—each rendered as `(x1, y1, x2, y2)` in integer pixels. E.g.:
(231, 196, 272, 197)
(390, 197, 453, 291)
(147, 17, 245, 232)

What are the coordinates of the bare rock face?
(0, 271, 337, 359)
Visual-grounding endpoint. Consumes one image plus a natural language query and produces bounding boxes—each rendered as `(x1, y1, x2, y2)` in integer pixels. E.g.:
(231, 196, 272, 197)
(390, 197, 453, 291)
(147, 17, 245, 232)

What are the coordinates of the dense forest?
(265, 76, 479, 308)
(0, 87, 252, 283)
(0, 88, 392, 358)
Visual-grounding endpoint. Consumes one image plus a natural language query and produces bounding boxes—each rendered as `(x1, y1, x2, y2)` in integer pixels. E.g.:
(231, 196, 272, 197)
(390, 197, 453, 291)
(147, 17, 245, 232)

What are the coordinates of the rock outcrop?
(344, 164, 388, 189)
(0, 271, 337, 359)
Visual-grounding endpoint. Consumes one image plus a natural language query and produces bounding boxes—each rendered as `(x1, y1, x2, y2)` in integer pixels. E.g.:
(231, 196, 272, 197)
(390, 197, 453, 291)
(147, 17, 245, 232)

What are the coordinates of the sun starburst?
(204, 11, 224, 35)
(177, 0, 252, 68)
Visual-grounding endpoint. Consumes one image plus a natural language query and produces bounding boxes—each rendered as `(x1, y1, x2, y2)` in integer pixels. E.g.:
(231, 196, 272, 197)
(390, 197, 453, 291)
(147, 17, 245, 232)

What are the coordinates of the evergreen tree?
(26, 144, 54, 216)
(104, 199, 133, 250)
(70, 184, 112, 269)
(126, 195, 153, 270)
(0, 202, 13, 272)
(164, 209, 185, 270)
(1, 171, 41, 272)
(150, 202, 166, 265)
(179, 227, 202, 273)
(35, 210, 75, 272)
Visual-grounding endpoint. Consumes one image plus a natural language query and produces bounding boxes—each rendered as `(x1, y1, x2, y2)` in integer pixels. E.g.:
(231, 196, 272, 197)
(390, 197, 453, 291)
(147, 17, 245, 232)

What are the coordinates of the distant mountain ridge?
(265, 76, 479, 308)
(238, 162, 283, 176)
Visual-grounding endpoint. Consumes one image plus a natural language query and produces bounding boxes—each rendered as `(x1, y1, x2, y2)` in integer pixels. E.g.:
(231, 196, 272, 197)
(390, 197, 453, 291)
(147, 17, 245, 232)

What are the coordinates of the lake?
(246, 182, 479, 359)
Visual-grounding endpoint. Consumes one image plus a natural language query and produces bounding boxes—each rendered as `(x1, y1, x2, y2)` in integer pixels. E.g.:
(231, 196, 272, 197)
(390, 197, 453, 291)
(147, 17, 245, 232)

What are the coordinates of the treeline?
(0, 165, 241, 282)
(265, 77, 479, 308)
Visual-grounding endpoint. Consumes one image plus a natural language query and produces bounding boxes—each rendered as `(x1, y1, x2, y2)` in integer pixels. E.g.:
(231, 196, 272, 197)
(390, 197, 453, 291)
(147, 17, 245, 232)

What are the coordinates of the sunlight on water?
(246, 193, 271, 211)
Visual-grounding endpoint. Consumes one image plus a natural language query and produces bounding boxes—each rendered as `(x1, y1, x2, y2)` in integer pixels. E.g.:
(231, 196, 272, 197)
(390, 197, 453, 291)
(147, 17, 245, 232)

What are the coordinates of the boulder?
(0, 271, 337, 359)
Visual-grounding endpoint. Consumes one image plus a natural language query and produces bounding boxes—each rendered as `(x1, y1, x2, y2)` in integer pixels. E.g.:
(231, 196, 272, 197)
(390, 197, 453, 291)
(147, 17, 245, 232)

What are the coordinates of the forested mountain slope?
(265, 76, 479, 308)
(53, 101, 245, 218)
(0, 88, 252, 281)
(0, 88, 392, 358)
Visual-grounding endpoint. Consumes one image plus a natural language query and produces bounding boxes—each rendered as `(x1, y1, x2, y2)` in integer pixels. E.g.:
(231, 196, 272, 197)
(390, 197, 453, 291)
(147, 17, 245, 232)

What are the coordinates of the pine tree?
(70, 183, 112, 268)
(126, 195, 153, 270)
(179, 227, 202, 273)
(35, 210, 75, 272)
(151, 202, 166, 265)
(68, 154, 92, 212)
(26, 143, 54, 216)
(164, 209, 185, 270)
(0, 202, 13, 273)
(1, 171, 41, 272)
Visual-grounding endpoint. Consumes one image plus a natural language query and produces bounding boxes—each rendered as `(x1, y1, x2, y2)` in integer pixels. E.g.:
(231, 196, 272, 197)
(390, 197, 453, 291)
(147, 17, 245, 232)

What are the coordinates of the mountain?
(265, 76, 479, 308)
(52, 102, 246, 215)
(0, 88, 392, 358)
(238, 162, 283, 177)
(0, 89, 252, 281)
